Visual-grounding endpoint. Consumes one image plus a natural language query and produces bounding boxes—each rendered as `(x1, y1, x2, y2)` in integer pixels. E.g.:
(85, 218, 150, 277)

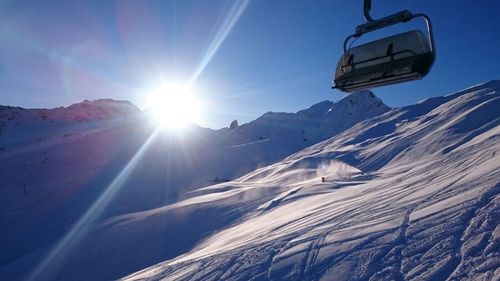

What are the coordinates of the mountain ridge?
(0, 99, 141, 122)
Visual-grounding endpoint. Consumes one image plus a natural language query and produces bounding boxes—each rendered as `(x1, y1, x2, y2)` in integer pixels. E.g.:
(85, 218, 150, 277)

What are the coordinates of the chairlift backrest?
(334, 30, 435, 92)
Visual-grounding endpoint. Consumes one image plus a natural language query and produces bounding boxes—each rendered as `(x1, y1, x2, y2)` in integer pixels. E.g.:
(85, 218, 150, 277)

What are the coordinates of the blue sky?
(1, 0, 499, 128)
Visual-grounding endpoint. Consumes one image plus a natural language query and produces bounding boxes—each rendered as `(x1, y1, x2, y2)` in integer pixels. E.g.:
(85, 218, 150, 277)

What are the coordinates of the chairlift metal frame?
(333, 0, 436, 92)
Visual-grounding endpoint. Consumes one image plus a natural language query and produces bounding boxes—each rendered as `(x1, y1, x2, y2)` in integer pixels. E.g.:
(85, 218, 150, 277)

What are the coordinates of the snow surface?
(1, 82, 499, 280)
(0, 91, 387, 280)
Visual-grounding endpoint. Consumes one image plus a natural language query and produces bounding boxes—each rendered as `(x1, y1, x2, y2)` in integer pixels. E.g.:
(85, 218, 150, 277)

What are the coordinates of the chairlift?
(333, 0, 436, 92)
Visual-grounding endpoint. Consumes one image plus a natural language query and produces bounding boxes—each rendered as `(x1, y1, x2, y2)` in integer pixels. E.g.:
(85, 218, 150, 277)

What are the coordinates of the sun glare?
(146, 83, 202, 128)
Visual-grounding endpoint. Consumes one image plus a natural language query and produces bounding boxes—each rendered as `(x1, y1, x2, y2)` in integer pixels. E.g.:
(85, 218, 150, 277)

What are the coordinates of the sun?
(146, 83, 202, 128)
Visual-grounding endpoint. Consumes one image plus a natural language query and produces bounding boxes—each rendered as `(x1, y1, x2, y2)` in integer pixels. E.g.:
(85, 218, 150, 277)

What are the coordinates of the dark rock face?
(229, 119, 239, 130)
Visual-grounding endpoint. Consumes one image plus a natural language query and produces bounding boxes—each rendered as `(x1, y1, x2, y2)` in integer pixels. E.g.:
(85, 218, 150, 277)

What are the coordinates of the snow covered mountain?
(0, 90, 387, 280)
(1, 81, 498, 280)
(121, 80, 499, 281)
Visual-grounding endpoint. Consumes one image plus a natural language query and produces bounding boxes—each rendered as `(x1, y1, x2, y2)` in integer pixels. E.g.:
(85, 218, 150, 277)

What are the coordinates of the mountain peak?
(52, 99, 141, 121)
(327, 90, 389, 119)
(66, 98, 137, 109)
(338, 90, 378, 106)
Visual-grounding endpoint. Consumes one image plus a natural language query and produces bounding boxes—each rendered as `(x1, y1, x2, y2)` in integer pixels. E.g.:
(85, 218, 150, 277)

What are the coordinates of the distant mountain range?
(0, 99, 141, 122)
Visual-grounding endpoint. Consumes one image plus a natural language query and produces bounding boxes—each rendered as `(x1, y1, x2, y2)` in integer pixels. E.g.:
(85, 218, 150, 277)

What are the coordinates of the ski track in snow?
(230, 138, 271, 148)
(1, 82, 499, 281)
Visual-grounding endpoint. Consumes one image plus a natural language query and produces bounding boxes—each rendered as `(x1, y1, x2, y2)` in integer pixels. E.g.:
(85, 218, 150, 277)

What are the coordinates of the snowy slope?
(0, 92, 387, 280)
(121, 81, 500, 281)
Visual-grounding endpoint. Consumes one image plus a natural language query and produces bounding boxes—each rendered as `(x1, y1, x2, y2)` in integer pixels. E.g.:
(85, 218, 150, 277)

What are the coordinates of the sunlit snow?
(0, 81, 498, 281)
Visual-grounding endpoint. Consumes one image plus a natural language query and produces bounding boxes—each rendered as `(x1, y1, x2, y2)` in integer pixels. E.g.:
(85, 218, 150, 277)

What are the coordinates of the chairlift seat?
(333, 30, 435, 92)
